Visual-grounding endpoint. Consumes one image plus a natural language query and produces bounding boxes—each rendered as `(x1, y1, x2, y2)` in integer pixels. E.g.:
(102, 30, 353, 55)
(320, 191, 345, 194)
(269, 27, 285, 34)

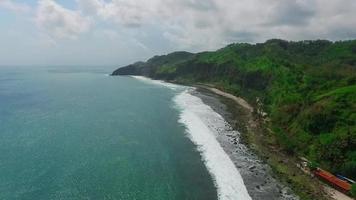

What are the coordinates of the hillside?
(112, 39, 356, 180)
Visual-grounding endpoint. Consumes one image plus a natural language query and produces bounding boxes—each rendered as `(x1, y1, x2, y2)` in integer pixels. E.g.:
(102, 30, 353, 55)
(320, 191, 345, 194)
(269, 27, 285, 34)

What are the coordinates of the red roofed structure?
(313, 168, 352, 193)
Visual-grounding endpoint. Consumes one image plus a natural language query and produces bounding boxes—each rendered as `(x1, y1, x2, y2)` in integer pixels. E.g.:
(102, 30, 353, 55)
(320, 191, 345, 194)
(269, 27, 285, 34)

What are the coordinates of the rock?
(249, 165, 257, 170)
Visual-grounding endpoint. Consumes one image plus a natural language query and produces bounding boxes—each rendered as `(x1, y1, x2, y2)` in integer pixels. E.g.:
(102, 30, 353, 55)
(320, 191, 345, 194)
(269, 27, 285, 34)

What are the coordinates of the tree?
(308, 161, 319, 171)
(351, 184, 356, 197)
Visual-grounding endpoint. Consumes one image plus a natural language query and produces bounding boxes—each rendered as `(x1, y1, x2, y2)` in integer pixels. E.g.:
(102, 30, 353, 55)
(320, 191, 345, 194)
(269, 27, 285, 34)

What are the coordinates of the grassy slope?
(112, 39, 356, 181)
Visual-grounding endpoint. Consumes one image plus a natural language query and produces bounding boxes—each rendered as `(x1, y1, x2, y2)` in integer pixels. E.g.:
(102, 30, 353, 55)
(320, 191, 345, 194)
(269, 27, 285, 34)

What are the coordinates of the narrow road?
(325, 186, 354, 200)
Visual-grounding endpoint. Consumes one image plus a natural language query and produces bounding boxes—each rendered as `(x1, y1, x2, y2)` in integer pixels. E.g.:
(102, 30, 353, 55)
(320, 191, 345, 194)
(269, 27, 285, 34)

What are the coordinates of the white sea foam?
(131, 76, 251, 199)
(174, 89, 252, 200)
(131, 76, 185, 91)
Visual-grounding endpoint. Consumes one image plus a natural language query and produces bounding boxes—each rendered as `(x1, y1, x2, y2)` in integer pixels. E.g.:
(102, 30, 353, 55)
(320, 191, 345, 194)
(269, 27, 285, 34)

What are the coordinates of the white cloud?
(77, 0, 161, 27)
(0, 0, 31, 13)
(76, 0, 356, 51)
(3, 0, 356, 66)
(35, 0, 91, 40)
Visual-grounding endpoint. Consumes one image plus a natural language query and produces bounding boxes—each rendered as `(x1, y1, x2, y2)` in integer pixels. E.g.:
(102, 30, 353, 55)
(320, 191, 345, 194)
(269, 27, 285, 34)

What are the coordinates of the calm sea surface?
(0, 67, 217, 200)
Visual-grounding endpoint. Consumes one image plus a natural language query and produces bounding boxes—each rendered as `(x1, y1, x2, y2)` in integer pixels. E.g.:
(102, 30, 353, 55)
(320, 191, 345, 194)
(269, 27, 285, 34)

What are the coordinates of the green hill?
(112, 39, 356, 179)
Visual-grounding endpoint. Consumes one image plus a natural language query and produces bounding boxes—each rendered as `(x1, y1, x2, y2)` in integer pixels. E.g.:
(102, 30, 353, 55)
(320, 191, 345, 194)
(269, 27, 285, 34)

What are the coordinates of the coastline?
(132, 76, 253, 199)
(129, 75, 328, 199)
(174, 90, 252, 200)
(192, 86, 330, 200)
(191, 88, 297, 200)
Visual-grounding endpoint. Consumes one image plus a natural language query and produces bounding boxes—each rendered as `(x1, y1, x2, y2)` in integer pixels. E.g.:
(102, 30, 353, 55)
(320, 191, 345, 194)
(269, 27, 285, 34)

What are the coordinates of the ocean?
(0, 67, 251, 200)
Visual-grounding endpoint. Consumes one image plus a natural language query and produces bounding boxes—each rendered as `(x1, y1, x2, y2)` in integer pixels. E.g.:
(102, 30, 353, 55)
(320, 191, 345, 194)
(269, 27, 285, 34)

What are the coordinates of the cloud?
(178, 0, 218, 11)
(1, 0, 356, 66)
(35, 0, 91, 39)
(0, 0, 31, 13)
(77, 0, 158, 27)
(269, 0, 316, 26)
(73, 0, 356, 52)
(31, 0, 355, 51)
(168, 0, 356, 49)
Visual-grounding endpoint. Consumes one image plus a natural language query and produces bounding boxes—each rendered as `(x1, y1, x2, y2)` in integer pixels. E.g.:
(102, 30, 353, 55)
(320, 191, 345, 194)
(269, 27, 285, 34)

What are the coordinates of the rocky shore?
(192, 88, 298, 200)
(191, 84, 337, 200)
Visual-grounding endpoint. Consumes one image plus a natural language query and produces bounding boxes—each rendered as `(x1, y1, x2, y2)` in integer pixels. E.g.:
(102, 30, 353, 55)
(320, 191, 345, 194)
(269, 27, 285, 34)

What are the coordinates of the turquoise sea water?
(0, 67, 217, 200)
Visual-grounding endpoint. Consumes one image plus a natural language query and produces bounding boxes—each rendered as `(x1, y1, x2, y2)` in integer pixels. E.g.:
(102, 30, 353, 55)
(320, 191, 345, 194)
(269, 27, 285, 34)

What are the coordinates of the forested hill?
(112, 39, 356, 179)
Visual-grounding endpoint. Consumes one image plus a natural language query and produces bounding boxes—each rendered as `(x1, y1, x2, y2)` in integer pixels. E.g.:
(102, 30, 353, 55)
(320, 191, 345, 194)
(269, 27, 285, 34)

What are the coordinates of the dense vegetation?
(352, 184, 356, 197)
(112, 39, 356, 180)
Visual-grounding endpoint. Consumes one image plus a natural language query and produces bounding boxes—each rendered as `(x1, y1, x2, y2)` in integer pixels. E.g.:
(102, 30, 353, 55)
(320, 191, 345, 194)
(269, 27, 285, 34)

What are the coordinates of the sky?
(0, 0, 356, 66)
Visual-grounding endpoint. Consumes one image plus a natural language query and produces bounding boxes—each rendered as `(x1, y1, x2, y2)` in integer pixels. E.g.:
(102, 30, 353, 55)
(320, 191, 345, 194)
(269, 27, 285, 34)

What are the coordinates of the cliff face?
(112, 62, 143, 76)
(112, 51, 195, 78)
(112, 39, 356, 179)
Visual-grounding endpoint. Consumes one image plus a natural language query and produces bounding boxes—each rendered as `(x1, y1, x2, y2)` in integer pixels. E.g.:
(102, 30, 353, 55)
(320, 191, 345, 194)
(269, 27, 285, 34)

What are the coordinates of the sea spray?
(132, 76, 252, 200)
(131, 76, 184, 91)
(174, 90, 252, 200)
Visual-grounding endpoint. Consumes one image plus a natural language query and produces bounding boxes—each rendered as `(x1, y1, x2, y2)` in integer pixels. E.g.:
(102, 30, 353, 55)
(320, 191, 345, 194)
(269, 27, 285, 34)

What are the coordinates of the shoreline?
(132, 76, 283, 199)
(129, 76, 329, 199)
(192, 88, 297, 200)
(192, 85, 330, 200)
(174, 90, 252, 200)
(131, 76, 253, 199)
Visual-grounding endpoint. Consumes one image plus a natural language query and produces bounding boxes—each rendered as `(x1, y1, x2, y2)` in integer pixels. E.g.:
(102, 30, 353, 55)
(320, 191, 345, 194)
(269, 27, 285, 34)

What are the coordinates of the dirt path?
(325, 187, 354, 200)
(196, 85, 254, 112)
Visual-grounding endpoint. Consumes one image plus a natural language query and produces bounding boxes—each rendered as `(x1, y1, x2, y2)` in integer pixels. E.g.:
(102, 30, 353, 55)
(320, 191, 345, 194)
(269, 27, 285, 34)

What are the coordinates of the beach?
(191, 88, 298, 200)
(132, 76, 300, 200)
